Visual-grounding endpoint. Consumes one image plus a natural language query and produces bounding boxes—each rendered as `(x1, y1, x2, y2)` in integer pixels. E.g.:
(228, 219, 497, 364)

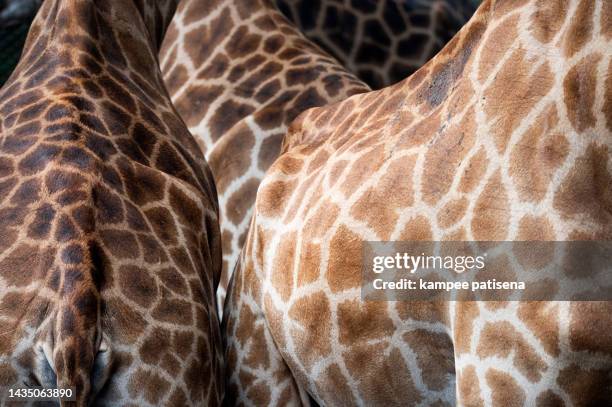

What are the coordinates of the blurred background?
(0, 0, 481, 88)
(0, 0, 41, 84)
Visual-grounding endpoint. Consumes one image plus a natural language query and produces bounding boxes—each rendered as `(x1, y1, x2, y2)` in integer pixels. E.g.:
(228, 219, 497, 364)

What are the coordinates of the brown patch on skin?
(209, 99, 256, 140)
(100, 229, 140, 260)
(256, 178, 297, 218)
(557, 364, 612, 406)
(510, 105, 568, 203)
(518, 302, 560, 356)
(438, 197, 469, 228)
(169, 185, 202, 227)
(447, 72, 475, 116)
(128, 369, 171, 405)
(234, 303, 256, 352)
(329, 98, 360, 128)
(276, 385, 298, 406)
(257, 133, 283, 171)
(569, 302, 612, 355)
(152, 297, 193, 325)
(477, 321, 547, 382)
(195, 53, 229, 83)
(387, 110, 415, 140)
(276, 156, 304, 175)
(460, 147, 488, 193)
(423, 108, 476, 205)
(288, 291, 331, 368)
(397, 110, 442, 150)
(563, 53, 600, 132)
(553, 144, 612, 224)
(397, 215, 433, 241)
(144, 207, 179, 245)
(302, 199, 340, 239)
(117, 265, 158, 308)
(160, 353, 181, 376)
(106, 297, 146, 343)
(604, 62, 612, 132)
(472, 170, 509, 240)
(1, 244, 47, 286)
(405, 65, 429, 89)
(486, 369, 525, 407)
(490, 0, 529, 19)
(184, 8, 229, 67)
(454, 302, 479, 354)
(515, 216, 556, 269)
(563, 0, 594, 58)
(246, 383, 271, 406)
(123, 165, 166, 206)
(226, 178, 259, 225)
(350, 155, 416, 239)
(529, 0, 568, 44)
(344, 345, 422, 405)
(305, 149, 329, 175)
(173, 331, 195, 360)
(479, 14, 519, 83)
(326, 226, 362, 292)
(286, 174, 320, 222)
(295, 241, 321, 287)
(242, 321, 270, 373)
(182, 0, 221, 25)
(458, 365, 484, 407)
(396, 301, 449, 325)
(173, 85, 224, 128)
(140, 329, 172, 365)
(271, 231, 296, 302)
(402, 330, 454, 391)
(226, 27, 261, 59)
(536, 390, 564, 407)
(337, 300, 394, 345)
(207, 123, 256, 192)
(517, 215, 555, 242)
(484, 50, 554, 153)
(340, 145, 386, 198)
(418, 21, 485, 107)
(315, 363, 356, 405)
(603, 0, 612, 38)
(0, 362, 17, 387)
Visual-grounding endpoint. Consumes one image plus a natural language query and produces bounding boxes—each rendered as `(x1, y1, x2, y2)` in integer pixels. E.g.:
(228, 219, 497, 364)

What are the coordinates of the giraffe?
(0, 0, 224, 405)
(159, 0, 369, 314)
(275, 0, 478, 89)
(223, 0, 612, 405)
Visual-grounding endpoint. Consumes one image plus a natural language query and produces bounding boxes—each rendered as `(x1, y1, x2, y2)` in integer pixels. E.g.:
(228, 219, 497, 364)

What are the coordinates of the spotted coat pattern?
(159, 0, 369, 314)
(0, 0, 224, 405)
(224, 0, 612, 405)
(276, 0, 477, 88)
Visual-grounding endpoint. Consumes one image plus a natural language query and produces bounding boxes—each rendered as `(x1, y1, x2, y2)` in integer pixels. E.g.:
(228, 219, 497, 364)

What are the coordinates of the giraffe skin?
(275, 0, 478, 89)
(159, 0, 369, 315)
(223, 0, 612, 405)
(0, 0, 224, 405)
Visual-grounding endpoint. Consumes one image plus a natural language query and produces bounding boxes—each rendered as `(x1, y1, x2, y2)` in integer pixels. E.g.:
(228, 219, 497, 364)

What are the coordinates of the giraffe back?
(0, 0, 223, 404)
(159, 0, 369, 314)
(224, 0, 612, 404)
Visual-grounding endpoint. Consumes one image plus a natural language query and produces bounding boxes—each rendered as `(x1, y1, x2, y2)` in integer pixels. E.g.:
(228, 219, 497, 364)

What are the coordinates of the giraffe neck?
(15, 0, 178, 87)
